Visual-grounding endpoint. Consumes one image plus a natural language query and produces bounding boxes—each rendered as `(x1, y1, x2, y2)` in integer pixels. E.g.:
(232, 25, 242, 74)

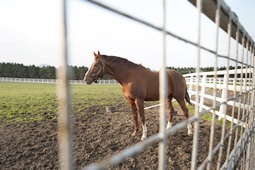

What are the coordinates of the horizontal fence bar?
(0, 77, 118, 85)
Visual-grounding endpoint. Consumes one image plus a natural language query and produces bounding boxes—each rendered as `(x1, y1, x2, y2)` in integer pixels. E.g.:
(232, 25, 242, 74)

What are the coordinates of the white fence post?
(189, 75, 194, 92)
(219, 74, 228, 120)
(199, 75, 206, 112)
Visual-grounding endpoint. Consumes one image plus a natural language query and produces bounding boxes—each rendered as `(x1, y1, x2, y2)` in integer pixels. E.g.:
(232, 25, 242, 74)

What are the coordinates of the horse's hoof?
(165, 126, 171, 130)
(188, 130, 193, 136)
(166, 122, 172, 130)
(141, 136, 147, 141)
(131, 131, 138, 137)
(187, 124, 193, 136)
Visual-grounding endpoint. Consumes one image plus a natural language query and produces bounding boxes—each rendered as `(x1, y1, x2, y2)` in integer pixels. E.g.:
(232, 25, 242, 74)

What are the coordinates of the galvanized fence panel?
(56, 0, 255, 169)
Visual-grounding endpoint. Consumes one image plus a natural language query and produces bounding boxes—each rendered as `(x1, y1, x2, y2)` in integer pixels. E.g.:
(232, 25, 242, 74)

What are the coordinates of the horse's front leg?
(166, 98, 176, 129)
(128, 100, 139, 137)
(135, 98, 147, 140)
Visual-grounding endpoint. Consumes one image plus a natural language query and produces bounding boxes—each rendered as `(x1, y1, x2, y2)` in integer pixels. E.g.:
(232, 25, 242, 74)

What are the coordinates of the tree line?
(167, 66, 240, 75)
(0, 62, 245, 80)
(0, 63, 88, 80)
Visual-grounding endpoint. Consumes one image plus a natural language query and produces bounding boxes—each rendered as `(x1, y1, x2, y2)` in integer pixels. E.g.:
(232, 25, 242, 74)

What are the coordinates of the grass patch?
(71, 84, 126, 114)
(0, 82, 57, 124)
(0, 82, 126, 125)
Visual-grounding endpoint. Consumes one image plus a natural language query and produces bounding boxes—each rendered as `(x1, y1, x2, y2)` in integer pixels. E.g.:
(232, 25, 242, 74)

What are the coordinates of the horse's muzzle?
(84, 72, 100, 84)
(84, 74, 91, 85)
(84, 77, 88, 84)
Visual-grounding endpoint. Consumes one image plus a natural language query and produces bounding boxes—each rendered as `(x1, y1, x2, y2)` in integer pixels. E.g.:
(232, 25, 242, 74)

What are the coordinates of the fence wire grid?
(57, 0, 255, 170)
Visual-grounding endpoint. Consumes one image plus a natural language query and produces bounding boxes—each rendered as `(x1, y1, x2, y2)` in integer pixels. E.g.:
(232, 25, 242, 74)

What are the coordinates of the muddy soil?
(0, 104, 231, 169)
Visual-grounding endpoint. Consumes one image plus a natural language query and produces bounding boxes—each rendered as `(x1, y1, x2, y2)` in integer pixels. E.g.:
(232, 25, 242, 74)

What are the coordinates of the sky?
(0, 0, 254, 70)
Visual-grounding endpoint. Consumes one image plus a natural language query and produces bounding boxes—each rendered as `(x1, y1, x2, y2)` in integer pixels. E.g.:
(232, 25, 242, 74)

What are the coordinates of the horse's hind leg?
(176, 98, 193, 135)
(135, 98, 147, 140)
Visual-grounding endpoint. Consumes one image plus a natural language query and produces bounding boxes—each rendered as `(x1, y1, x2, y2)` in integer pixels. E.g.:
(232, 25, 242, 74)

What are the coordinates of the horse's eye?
(94, 64, 98, 67)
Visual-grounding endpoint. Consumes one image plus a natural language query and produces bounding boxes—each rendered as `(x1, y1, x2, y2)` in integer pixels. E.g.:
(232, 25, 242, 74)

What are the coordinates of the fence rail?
(184, 68, 253, 127)
(0, 77, 118, 85)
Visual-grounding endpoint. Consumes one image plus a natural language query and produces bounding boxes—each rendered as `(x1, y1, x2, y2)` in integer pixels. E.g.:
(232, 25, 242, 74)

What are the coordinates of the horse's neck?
(104, 61, 131, 85)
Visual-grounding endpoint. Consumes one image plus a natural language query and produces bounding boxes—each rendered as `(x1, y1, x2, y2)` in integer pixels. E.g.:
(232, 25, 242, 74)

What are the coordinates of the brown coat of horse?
(84, 51, 192, 140)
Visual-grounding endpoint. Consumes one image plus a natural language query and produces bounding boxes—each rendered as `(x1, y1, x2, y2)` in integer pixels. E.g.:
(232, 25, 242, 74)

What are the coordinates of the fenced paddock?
(57, 0, 255, 170)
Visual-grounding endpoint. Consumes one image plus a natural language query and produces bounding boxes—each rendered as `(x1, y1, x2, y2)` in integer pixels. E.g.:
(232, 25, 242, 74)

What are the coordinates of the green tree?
(29, 65, 40, 78)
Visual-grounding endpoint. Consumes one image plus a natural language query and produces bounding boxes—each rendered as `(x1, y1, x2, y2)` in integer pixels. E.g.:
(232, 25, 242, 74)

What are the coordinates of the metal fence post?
(191, 0, 202, 169)
(158, 0, 167, 169)
(57, 0, 74, 170)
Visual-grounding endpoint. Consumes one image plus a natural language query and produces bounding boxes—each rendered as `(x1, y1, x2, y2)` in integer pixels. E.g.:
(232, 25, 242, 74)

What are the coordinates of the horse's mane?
(102, 55, 146, 70)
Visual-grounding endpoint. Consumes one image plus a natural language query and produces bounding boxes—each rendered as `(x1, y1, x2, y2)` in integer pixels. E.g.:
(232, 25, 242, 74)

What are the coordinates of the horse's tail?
(185, 89, 192, 105)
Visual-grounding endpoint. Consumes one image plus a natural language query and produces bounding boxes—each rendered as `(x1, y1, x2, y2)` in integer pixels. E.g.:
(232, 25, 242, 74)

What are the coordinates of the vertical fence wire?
(220, 10, 233, 169)
(245, 43, 253, 170)
(246, 41, 252, 170)
(243, 39, 250, 169)
(251, 46, 255, 169)
(232, 33, 245, 169)
(191, 0, 202, 169)
(214, 2, 222, 170)
(239, 33, 247, 170)
(219, 11, 232, 169)
(158, 0, 167, 169)
(226, 25, 239, 169)
(250, 43, 255, 169)
(207, 1, 221, 169)
(57, 0, 74, 169)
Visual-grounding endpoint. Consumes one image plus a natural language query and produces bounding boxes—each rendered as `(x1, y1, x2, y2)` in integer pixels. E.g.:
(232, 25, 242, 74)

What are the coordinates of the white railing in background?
(184, 68, 253, 128)
(0, 77, 118, 85)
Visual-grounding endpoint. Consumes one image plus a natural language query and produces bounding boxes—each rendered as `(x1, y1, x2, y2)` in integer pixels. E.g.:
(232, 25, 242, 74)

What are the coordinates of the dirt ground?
(0, 103, 230, 169)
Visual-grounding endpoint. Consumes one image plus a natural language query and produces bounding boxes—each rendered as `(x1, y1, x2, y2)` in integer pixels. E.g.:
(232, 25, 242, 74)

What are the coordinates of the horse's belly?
(144, 91, 159, 101)
(143, 81, 160, 101)
(144, 97, 159, 101)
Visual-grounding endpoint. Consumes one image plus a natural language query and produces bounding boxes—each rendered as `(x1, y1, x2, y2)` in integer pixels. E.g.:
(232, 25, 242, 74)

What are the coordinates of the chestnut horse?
(84, 51, 192, 140)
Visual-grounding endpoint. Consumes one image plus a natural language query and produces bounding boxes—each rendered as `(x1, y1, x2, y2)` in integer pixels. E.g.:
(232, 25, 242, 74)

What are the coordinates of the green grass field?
(0, 82, 126, 124)
(0, 82, 195, 125)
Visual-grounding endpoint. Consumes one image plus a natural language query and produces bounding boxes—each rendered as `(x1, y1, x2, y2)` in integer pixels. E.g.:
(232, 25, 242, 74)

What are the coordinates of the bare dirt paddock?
(0, 103, 230, 169)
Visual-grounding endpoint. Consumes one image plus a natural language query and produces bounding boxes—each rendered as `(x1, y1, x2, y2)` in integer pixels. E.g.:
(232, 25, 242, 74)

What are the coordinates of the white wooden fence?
(184, 66, 255, 169)
(0, 77, 118, 85)
(184, 68, 253, 127)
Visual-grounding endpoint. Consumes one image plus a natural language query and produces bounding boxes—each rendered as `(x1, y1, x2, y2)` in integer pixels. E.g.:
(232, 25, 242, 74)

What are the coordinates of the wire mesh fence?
(57, 0, 255, 169)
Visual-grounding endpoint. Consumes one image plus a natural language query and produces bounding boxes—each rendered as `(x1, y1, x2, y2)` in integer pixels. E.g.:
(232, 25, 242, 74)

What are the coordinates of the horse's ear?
(94, 51, 98, 59)
(97, 51, 101, 58)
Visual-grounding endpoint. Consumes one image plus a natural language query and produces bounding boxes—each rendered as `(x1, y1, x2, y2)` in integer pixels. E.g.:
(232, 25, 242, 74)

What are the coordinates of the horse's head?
(84, 51, 105, 84)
